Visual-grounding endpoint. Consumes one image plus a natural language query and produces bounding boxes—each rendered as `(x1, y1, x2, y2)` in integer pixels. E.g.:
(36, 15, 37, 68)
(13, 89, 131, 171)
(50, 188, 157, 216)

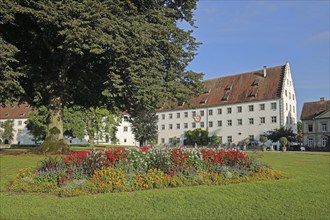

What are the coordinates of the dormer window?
(251, 80, 259, 86)
(224, 84, 232, 91)
(203, 88, 211, 94)
(5, 113, 9, 117)
(200, 98, 208, 105)
(19, 113, 25, 117)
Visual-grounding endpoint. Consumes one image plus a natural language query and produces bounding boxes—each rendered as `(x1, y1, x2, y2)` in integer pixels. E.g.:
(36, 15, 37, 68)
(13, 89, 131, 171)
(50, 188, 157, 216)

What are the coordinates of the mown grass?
(0, 150, 329, 220)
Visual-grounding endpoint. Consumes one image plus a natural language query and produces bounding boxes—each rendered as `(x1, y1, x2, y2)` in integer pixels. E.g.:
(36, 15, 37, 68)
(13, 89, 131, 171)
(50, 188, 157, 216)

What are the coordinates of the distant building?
(156, 62, 297, 146)
(0, 102, 32, 144)
(300, 98, 330, 148)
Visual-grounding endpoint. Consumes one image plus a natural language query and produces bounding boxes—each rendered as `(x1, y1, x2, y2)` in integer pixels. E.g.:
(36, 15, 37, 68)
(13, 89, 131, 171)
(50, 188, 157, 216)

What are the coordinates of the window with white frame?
(322, 137, 328, 147)
(248, 105, 254, 112)
(169, 113, 173, 119)
(192, 122, 196, 128)
(162, 114, 165, 120)
(249, 135, 254, 143)
(209, 109, 213, 116)
(322, 123, 327, 132)
(227, 136, 232, 143)
(17, 129, 22, 134)
(161, 124, 165, 130)
(260, 104, 265, 111)
(124, 127, 128, 132)
(249, 118, 254, 125)
(184, 112, 188, 118)
(176, 123, 180, 129)
(192, 111, 196, 117)
(237, 119, 242, 126)
(177, 113, 180, 118)
(260, 117, 265, 124)
(237, 106, 242, 113)
(18, 120, 22, 126)
(227, 107, 232, 114)
(271, 116, 277, 123)
(271, 103, 277, 110)
(308, 138, 313, 146)
(161, 138, 165, 144)
(227, 120, 232, 126)
(200, 110, 204, 116)
(184, 123, 188, 129)
(169, 124, 173, 130)
(218, 120, 222, 127)
(209, 121, 213, 127)
(200, 122, 204, 128)
(308, 124, 313, 132)
(218, 108, 222, 115)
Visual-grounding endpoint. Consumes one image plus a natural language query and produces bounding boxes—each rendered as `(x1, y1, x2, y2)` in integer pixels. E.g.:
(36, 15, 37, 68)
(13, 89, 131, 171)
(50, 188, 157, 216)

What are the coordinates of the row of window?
(284, 89, 295, 101)
(307, 123, 328, 133)
(161, 135, 256, 144)
(160, 103, 278, 120)
(159, 116, 278, 130)
(307, 137, 328, 147)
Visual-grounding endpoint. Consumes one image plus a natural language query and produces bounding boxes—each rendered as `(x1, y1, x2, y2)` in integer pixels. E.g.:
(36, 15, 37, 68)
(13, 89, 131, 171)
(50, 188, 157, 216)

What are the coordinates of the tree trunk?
(40, 96, 68, 153)
(47, 96, 64, 140)
(86, 118, 95, 148)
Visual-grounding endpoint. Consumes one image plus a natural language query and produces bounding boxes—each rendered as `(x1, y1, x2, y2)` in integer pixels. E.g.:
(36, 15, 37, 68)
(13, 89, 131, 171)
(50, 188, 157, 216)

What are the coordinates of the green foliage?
(0, 0, 203, 150)
(265, 126, 297, 143)
(279, 137, 288, 147)
(210, 134, 222, 146)
(0, 120, 14, 143)
(184, 128, 209, 146)
(63, 106, 86, 140)
(26, 106, 48, 143)
(84, 107, 120, 147)
(129, 110, 158, 146)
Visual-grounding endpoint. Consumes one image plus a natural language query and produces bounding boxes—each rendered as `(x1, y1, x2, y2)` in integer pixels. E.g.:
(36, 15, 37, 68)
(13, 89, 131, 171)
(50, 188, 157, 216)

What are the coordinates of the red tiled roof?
(158, 65, 285, 112)
(0, 102, 31, 119)
(300, 99, 330, 120)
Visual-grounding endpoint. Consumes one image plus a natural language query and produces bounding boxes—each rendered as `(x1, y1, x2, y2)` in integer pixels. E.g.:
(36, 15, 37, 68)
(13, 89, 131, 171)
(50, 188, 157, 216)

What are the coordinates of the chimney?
(263, 66, 267, 77)
(320, 97, 325, 102)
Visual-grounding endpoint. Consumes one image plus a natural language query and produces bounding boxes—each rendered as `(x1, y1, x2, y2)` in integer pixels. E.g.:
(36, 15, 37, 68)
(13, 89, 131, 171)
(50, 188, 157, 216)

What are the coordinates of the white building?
(0, 102, 33, 145)
(156, 62, 297, 146)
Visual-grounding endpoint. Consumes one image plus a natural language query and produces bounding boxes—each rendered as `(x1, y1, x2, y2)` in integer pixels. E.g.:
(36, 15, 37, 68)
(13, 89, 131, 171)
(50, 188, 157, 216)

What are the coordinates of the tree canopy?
(129, 110, 158, 146)
(0, 0, 203, 150)
(264, 127, 297, 143)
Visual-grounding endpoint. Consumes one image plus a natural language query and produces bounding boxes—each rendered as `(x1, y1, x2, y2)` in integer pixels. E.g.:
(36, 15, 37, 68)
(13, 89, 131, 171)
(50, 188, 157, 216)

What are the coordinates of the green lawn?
(0, 151, 329, 220)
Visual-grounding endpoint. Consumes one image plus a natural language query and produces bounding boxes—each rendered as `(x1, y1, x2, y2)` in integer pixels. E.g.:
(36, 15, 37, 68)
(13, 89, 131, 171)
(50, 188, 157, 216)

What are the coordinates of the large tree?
(0, 0, 203, 152)
(25, 106, 48, 144)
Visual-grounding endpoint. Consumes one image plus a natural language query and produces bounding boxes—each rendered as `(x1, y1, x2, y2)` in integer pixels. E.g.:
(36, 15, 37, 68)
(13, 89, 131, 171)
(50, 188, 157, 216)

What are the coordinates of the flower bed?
(8, 147, 286, 197)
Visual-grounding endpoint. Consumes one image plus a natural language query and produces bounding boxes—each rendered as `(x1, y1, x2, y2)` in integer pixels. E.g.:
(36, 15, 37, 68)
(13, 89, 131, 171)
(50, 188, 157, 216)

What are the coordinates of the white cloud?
(305, 31, 330, 44)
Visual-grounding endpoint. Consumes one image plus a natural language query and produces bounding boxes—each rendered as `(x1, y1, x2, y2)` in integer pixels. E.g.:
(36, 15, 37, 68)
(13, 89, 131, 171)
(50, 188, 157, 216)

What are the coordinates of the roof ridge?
(202, 64, 285, 82)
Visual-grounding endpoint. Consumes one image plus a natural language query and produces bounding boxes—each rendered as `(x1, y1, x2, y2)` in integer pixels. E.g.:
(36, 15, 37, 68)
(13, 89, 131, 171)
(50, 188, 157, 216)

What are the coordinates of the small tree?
(129, 110, 158, 147)
(0, 120, 14, 144)
(25, 106, 48, 144)
(210, 135, 221, 147)
(184, 128, 209, 146)
(279, 137, 288, 152)
(260, 136, 268, 151)
(265, 127, 297, 143)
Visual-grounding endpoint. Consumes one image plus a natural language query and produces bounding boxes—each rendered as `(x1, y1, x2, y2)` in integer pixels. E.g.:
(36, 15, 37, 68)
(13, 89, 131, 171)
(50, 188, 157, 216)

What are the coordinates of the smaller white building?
(0, 102, 33, 145)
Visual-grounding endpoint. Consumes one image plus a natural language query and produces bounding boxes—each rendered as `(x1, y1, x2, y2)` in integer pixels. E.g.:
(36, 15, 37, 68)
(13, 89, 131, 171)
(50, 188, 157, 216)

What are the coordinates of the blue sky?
(185, 0, 329, 118)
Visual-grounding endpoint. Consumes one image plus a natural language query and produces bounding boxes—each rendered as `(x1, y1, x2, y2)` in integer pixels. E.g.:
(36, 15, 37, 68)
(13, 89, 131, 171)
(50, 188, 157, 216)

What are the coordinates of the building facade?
(300, 98, 330, 148)
(156, 62, 297, 146)
(0, 102, 33, 144)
